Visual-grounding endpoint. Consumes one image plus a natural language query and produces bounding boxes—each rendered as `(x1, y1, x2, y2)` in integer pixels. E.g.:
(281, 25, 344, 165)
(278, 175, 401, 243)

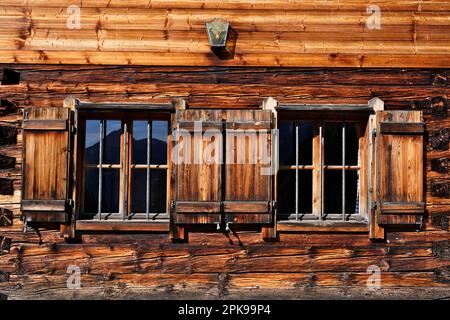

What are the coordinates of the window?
(277, 113, 368, 222)
(79, 112, 170, 221)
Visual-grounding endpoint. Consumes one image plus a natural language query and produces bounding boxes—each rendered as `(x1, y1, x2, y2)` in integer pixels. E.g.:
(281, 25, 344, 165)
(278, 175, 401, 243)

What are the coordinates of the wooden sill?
(76, 220, 169, 232)
(277, 221, 369, 233)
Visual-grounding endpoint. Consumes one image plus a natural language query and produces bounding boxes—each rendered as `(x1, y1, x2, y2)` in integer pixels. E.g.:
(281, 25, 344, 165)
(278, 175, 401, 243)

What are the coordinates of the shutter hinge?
(67, 199, 74, 207)
(371, 201, 377, 210)
(271, 200, 276, 210)
(71, 125, 77, 135)
(170, 200, 176, 210)
(372, 128, 377, 138)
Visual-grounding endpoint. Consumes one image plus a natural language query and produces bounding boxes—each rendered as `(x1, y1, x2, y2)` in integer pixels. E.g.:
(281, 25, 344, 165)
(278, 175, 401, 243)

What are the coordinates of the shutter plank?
(380, 122, 425, 134)
(380, 202, 425, 214)
(22, 119, 68, 131)
(224, 110, 273, 225)
(223, 201, 270, 213)
(172, 110, 222, 225)
(21, 107, 72, 223)
(374, 110, 425, 232)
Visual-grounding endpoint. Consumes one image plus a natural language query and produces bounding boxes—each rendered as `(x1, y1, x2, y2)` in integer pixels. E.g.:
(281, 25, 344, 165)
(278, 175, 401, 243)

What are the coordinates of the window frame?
(76, 110, 172, 222)
(277, 111, 370, 223)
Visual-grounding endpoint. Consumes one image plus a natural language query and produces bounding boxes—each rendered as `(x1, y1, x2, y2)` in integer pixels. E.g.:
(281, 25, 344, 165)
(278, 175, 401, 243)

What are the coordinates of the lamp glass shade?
(205, 19, 230, 47)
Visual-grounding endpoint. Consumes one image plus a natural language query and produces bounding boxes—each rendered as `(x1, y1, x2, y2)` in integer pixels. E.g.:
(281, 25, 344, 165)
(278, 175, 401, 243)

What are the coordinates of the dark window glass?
(84, 120, 100, 164)
(298, 122, 314, 165)
(132, 121, 148, 165)
(345, 123, 359, 165)
(279, 121, 295, 165)
(277, 170, 295, 217)
(277, 170, 312, 217)
(324, 170, 342, 214)
(84, 168, 98, 214)
(151, 121, 168, 165)
(101, 169, 120, 213)
(324, 122, 343, 165)
(345, 171, 359, 214)
(150, 169, 167, 212)
(103, 120, 121, 164)
(131, 169, 146, 213)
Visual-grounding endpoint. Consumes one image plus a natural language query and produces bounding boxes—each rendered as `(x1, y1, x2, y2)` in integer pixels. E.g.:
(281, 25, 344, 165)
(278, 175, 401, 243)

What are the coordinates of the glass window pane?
(324, 170, 342, 214)
(345, 171, 359, 214)
(345, 123, 359, 165)
(277, 170, 295, 217)
(103, 120, 121, 164)
(131, 169, 146, 213)
(324, 122, 343, 165)
(151, 121, 168, 165)
(279, 121, 295, 165)
(150, 169, 167, 213)
(132, 121, 148, 165)
(84, 120, 100, 164)
(277, 170, 313, 217)
(298, 122, 314, 165)
(84, 168, 98, 214)
(101, 169, 120, 213)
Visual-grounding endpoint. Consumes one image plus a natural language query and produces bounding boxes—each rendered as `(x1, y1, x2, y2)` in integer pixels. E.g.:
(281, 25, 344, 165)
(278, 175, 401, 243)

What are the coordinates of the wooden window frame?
(76, 110, 172, 226)
(277, 111, 370, 224)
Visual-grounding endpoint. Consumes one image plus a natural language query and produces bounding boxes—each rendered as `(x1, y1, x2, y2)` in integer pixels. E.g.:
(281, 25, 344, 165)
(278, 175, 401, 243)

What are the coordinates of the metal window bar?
(342, 123, 346, 221)
(146, 121, 152, 220)
(97, 120, 104, 220)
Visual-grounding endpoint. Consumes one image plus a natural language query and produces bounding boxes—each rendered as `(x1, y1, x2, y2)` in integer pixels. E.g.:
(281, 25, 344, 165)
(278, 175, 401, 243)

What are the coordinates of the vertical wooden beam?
(368, 97, 385, 240)
(61, 96, 77, 239)
(169, 103, 187, 242)
(261, 97, 278, 241)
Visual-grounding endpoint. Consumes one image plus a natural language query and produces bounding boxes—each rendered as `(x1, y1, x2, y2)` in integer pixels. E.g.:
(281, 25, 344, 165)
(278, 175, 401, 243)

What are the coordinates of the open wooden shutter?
(374, 110, 425, 231)
(172, 110, 222, 224)
(21, 107, 73, 223)
(224, 110, 273, 224)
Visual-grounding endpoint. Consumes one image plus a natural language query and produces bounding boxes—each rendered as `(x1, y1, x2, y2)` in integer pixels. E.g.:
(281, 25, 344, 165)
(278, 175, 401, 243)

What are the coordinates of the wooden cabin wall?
(2, 1, 450, 68)
(0, 65, 449, 299)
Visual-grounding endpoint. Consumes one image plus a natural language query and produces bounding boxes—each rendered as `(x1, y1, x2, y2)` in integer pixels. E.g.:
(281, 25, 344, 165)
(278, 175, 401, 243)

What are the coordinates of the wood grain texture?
(0, 65, 449, 299)
(1, 2, 450, 67)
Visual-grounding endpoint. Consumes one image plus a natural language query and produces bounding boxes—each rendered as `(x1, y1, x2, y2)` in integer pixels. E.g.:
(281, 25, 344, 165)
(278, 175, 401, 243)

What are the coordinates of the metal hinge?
(67, 199, 74, 207)
(372, 128, 377, 138)
(371, 201, 377, 210)
(170, 201, 176, 210)
(271, 200, 276, 210)
(71, 125, 77, 135)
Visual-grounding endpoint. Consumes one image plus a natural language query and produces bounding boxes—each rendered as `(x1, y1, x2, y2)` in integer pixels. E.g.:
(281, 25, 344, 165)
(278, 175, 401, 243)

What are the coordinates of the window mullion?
(121, 121, 129, 220)
(319, 122, 323, 221)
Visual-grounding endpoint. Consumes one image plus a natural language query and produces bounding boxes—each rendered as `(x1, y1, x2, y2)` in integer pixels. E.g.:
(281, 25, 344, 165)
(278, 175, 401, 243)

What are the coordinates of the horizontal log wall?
(0, 64, 449, 299)
(1, 1, 450, 66)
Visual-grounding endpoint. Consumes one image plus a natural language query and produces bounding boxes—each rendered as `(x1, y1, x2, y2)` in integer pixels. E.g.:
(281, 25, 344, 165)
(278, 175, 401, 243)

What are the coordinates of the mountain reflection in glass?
(131, 120, 168, 214)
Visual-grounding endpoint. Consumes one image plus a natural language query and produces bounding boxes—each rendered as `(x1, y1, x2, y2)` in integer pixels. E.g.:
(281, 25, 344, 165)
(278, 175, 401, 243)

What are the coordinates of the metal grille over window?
(82, 116, 169, 221)
(278, 118, 363, 222)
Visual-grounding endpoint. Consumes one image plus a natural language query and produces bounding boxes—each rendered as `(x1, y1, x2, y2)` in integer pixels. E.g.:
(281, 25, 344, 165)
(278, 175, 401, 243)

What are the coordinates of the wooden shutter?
(171, 109, 274, 226)
(172, 110, 222, 224)
(21, 107, 73, 223)
(374, 110, 425, 230)
(224, 110, 273, 224)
